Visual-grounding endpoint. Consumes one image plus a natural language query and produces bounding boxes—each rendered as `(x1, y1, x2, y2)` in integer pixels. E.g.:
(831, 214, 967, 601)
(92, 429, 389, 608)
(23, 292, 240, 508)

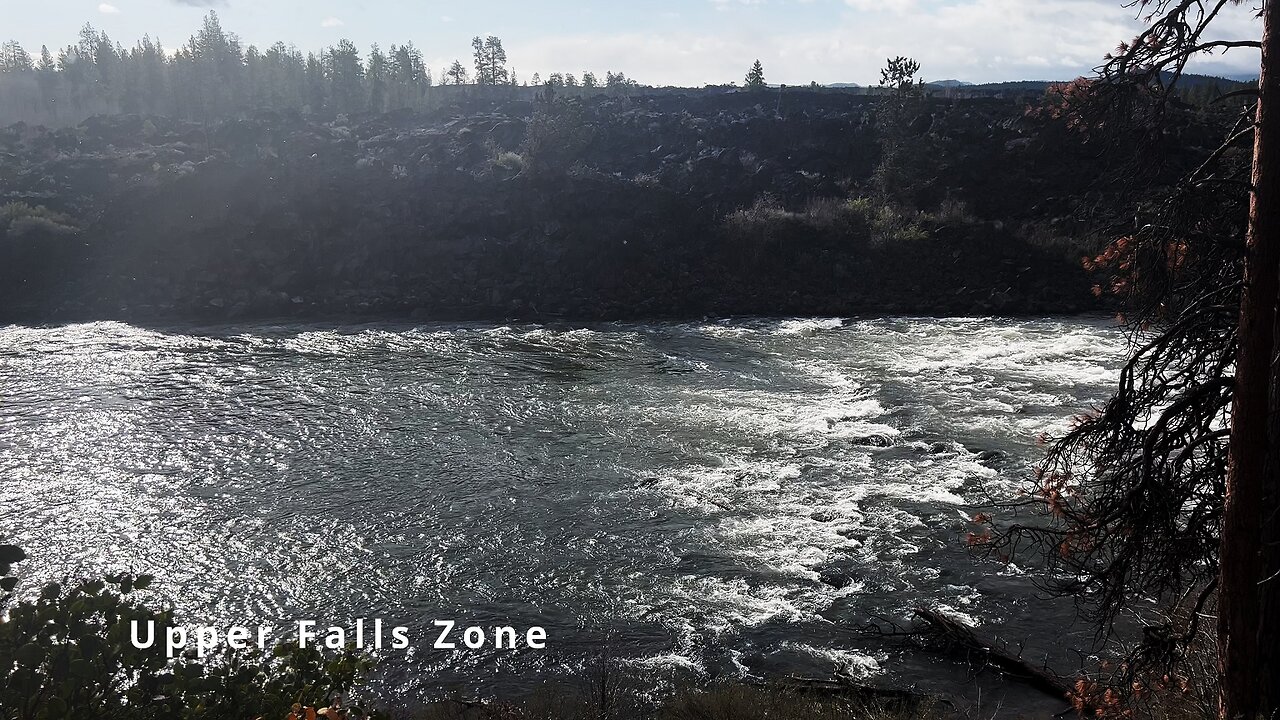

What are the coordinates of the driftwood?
(909, 607, 1075, 702)
(854, 605, 1093, 714)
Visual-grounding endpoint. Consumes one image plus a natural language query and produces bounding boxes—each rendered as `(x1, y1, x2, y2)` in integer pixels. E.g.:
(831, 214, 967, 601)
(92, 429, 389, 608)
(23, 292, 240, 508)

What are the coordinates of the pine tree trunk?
(1221, 3, 1280, 718)
(1259, 0, 1280, 712)
(1263, 392, 1280, 714)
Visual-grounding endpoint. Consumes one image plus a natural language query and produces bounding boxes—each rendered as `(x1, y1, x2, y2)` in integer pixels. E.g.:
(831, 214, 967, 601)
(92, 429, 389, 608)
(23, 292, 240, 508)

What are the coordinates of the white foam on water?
(929, 605, 981, 628)
(773, 318, 845, 336)
(714, 514, 864, 581)
(779, 642, 886, 680)
(693, 323, 753, 338)
(663, 575, 823, 635)
(625, 653, 706, 674)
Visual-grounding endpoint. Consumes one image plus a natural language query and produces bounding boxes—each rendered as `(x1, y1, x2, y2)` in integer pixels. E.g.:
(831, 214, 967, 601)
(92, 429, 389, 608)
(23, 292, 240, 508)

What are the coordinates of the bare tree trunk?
(1264, 407, 1280, 714)
(1261, 3, 1280, 709)
(1222, 3, 1280, 718)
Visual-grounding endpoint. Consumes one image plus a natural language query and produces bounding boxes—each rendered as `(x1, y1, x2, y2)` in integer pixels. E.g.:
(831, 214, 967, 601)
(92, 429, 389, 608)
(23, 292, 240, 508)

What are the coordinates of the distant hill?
(938, 72, 1253, 97)
(949, 80, 1057, 94)
(1170, 71, 1256, 88)
(796, 72, 1249, 96)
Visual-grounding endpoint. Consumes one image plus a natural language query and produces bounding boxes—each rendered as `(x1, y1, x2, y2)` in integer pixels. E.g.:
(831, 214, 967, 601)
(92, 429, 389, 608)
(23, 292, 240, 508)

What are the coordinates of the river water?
(0, 317, 1126, 706)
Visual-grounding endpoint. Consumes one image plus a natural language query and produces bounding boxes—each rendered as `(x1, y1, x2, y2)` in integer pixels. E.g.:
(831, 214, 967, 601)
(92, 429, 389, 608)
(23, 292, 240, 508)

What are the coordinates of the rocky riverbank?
(0, 90, 1121, 324)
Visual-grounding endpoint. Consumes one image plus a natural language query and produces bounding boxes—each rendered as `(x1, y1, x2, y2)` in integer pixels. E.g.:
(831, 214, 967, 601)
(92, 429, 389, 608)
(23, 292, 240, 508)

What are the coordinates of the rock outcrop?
(0, 90, 1124, 323)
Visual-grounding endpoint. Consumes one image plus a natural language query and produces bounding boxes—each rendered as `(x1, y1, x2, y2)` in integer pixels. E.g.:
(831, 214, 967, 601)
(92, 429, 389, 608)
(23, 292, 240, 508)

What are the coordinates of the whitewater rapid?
(0, 316, 1125, 703)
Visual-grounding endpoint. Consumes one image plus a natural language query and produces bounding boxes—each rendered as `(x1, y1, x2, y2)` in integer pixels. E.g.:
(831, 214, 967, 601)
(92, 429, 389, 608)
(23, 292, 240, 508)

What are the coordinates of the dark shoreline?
(0, 309, 1117, 330)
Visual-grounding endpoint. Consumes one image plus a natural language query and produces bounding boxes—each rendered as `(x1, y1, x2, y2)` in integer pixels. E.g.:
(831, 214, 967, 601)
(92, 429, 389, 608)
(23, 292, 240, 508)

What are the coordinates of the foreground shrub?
(413, 682, 939, 720)
(0, 547, 382, 720)
(661, 685, 939, 720)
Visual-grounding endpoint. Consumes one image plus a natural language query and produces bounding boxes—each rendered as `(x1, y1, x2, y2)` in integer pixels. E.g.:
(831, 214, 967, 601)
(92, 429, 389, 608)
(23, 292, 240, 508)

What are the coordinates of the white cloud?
(845, 0, 915, 14)
(98, 3, 120, 14)
(320, 16, 344, 28)
(509, 0, 1261, 86)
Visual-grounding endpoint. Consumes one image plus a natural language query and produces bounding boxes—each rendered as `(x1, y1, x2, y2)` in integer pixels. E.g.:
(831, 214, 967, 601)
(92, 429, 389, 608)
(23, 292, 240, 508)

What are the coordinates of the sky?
(0, 0, 1264, 86)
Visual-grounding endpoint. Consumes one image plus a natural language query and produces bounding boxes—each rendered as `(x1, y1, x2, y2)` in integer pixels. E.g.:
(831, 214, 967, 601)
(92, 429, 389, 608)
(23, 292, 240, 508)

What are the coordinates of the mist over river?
(0, 317, 1126, 705)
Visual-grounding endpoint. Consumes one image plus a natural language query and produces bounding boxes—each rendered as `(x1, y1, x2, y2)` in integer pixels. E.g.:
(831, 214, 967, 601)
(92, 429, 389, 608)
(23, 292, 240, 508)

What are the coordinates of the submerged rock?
(819, 569, 858, 589)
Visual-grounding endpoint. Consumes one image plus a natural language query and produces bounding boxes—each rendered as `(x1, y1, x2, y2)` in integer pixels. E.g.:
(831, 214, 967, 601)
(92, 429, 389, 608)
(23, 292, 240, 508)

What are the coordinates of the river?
(0, 316, 1126, 707)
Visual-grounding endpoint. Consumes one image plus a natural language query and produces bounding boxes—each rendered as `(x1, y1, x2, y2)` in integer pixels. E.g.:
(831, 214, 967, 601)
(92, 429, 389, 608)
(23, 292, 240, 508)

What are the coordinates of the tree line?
(0, 12, 641, 126)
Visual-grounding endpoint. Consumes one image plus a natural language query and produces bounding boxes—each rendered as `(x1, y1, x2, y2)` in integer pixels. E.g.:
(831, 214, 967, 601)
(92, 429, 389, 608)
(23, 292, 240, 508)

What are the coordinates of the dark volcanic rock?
(0, 91, 1113, 324)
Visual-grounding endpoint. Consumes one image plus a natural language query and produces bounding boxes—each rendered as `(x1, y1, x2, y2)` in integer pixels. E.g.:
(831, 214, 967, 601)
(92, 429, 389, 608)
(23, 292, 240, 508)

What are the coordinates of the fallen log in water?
(910, 607, 1075, 702)
(854, 606, 1094, 713)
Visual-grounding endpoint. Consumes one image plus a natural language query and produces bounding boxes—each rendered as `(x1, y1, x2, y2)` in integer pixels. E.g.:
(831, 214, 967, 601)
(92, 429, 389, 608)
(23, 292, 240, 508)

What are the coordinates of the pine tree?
(326, 38, 364, 114)
(0, 41, 33, 72)
(366, 44, 388, 113)
(36, 45, 55, 73)
(879, 55, 920, 96)
(389, 43, 426, 107)
(470, 36, 507, 85)
(470, 36, 488, 84)
(446, 59, 467, 86)
(978, 3, 1280, 717)
(34, 45, 58, 118)
(304, 52, 326, 112)
(189, 11, 243, 119)
(744, 59, 765, 91)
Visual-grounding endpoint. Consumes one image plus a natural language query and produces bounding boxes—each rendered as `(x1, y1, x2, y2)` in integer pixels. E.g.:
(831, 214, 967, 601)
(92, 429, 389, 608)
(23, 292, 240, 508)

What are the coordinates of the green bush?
(0, 547, 382, 720)
(521, 100, 595, 175)
(866, 204, 927, 247)
(723, 195, 927, 251)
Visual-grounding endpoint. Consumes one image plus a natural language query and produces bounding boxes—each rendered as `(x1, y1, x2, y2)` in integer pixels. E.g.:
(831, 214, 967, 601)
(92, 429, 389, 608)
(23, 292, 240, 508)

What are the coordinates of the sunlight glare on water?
(0, 316, 1126, 701)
